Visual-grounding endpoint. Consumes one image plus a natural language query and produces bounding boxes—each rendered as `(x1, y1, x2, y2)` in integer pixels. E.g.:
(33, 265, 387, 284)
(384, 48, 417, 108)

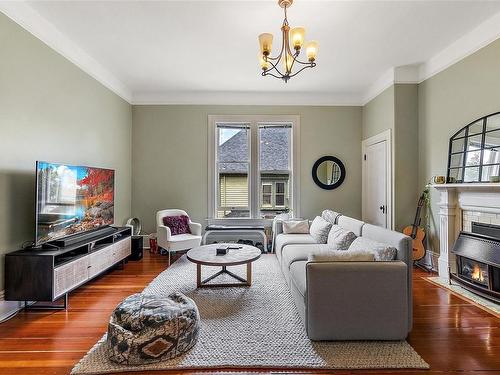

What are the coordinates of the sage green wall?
(419, 38, 500, 255)
(0, 13, 132, 290)
(394, 84, 419, 231)
(132, 105, 362, 233)
(362, 86, 395, 140)
(361, 84, 419, 231)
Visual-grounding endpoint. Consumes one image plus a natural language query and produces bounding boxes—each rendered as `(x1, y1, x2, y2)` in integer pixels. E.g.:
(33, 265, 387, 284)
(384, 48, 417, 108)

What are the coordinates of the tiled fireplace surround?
(433, 183, 500, 280)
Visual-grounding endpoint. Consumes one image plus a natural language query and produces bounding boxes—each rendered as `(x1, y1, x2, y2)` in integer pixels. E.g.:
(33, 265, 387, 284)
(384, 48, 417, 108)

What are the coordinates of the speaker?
(129, 236, 143, 261)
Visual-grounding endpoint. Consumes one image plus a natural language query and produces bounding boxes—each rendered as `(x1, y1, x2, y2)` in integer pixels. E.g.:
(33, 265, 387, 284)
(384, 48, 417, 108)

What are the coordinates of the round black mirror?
(312, 156, 346, 190)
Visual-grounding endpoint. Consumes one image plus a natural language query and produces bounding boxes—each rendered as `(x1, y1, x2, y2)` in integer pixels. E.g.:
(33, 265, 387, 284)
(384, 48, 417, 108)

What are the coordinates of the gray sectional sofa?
(274, 211, 413, 341)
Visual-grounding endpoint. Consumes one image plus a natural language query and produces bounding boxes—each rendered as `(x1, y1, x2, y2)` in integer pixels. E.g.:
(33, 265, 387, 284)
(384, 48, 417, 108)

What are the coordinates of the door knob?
(379, 205, 385, 214)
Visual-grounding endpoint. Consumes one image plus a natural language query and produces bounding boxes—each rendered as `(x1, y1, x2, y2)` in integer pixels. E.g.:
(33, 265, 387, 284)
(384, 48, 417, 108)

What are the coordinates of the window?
(448, 112, 500, 183)
(208, 115, 300, 221)
(216, 124, 250, 218)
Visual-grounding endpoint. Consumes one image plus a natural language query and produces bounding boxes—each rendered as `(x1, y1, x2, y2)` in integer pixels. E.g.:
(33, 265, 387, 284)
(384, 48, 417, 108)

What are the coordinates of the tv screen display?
(35, 161, 115, 245)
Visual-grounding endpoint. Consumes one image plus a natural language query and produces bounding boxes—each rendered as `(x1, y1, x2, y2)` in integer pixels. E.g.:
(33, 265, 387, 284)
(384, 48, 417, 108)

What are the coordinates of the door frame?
(361, 129, 393, 230)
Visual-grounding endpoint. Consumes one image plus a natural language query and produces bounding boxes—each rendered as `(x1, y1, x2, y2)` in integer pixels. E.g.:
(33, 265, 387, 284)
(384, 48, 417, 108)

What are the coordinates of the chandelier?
(258, 0, 318, 82)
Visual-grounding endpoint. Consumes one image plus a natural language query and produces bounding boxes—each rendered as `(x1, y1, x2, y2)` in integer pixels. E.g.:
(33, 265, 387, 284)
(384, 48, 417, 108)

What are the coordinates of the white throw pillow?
(309, 216, 332, 244)
(308, 249, 374, 262)
(321, 209, 341, 224)
(327, 225, 357, 250)
(348, 237, 397, 261)
(282, 220, 310, 234)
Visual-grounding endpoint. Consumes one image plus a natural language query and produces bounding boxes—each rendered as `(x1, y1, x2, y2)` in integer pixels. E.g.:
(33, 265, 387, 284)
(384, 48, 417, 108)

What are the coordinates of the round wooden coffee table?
(186, 244, 261, 287)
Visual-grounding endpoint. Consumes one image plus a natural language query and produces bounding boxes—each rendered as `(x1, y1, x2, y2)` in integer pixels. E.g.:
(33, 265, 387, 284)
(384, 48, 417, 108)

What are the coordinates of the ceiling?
(3, 1, 500, 105)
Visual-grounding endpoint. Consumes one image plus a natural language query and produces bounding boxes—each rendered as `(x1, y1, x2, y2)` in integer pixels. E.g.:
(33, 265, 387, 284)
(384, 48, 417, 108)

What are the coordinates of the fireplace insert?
(451, 226, 500, 303)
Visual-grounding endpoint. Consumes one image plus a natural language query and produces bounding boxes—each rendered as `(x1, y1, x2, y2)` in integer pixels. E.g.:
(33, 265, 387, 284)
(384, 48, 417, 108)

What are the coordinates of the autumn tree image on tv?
(36, 162, 115, 244)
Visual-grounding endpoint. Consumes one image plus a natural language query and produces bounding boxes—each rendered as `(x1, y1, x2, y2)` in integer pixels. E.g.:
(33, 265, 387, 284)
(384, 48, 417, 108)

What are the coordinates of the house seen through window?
(215, 121, 293, 219)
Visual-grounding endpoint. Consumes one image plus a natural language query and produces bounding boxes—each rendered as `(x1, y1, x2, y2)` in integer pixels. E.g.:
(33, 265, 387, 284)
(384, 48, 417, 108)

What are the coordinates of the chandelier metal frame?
(260, 0, 317, 82)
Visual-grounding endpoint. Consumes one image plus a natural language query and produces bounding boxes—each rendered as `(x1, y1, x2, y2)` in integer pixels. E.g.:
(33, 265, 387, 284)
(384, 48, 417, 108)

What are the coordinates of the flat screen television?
(35, 161, 115, 245)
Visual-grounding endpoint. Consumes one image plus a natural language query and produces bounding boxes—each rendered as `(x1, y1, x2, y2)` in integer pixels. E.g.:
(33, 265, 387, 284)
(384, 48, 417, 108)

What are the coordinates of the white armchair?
(156, 209, 202, 264)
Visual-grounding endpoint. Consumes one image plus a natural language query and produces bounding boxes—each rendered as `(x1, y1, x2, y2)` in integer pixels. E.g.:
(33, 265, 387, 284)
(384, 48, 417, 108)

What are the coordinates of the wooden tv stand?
(5, 226, 132, 310)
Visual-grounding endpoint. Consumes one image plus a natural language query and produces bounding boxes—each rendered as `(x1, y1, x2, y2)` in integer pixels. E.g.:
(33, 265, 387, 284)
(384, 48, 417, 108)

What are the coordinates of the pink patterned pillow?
(162, 215, 191, 235)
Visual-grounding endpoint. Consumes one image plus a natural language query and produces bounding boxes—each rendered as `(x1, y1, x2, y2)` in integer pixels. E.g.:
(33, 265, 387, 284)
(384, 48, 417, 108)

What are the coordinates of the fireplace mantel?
(432, 183, 500, 280)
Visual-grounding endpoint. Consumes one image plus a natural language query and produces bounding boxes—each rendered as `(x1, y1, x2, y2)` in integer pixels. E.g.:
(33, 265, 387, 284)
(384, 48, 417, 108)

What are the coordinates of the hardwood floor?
(0, 251, 498, 375)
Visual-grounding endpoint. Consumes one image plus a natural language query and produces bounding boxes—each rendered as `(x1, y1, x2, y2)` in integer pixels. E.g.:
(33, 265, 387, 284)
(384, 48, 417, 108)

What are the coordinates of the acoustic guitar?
(403, 193, 426, 261)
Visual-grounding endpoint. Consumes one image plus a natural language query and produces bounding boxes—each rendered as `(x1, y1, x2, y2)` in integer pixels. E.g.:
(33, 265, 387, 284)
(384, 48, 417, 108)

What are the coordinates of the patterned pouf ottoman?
(107, 292, 200, 365)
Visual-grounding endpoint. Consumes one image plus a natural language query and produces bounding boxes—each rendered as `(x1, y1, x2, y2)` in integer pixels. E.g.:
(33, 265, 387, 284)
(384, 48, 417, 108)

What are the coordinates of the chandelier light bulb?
(282, 53, 294, 74)
(290, 27, 305, 50)
(306, 40, 319, 61)
(259, 54, 270, 71)
(258, 33, 273, 56)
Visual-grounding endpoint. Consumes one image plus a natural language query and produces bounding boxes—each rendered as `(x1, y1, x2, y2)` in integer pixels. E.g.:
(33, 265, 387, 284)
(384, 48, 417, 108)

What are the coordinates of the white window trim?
(208, 115, 300, 224)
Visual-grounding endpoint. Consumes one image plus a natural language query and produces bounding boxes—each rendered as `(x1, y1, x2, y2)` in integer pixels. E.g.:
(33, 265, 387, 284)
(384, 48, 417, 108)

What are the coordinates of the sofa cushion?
(309, 216, 332, 244)
(283, 220, 309, 234)
(289, 260, 307, 299)
(321, 209, 341, 224)
(275, 233, 316, 262)
(327, 225, 357, 250)
(281, 244, 331, 271)
(308, 249, 374, 262)
(337, 216, 365, 236)
(348, 237, 397, 261)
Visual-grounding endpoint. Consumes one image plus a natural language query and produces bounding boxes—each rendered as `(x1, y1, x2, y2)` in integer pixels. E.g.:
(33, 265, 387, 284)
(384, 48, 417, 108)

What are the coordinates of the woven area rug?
(71, 255, 429, 374)
(425, 276, 500, 317)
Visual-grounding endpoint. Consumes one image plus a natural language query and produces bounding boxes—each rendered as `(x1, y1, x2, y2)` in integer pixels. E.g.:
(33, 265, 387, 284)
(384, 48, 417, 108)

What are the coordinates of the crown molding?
(418, 11, 500, 82)
(3, 3, 500, 108)
(132, 91, 363, 106)
(0, 2, 132, 103)
(362, 65, 420, 105)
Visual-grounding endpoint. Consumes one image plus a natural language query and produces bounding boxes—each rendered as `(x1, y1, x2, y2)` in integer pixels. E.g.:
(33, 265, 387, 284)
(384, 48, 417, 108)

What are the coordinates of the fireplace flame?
(471, 264, 485, 283)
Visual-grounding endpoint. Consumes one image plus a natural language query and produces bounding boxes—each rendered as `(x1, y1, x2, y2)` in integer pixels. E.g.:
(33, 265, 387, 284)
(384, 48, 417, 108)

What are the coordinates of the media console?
(5, 226, 132, 309)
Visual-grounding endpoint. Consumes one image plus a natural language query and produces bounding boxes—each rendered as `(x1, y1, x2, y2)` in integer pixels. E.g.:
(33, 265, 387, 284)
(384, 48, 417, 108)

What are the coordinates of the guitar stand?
(414, 255, 434, 273)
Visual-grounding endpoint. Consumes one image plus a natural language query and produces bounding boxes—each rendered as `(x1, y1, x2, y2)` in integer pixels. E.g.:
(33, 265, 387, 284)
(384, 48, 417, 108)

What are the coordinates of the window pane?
(451, 138, 465, 153)
(259, 125, 291, 218)
(262, 194, 272, 206)
(464, 167, 480, 182)
(484, 129, 500, 149)
(465, 150, 481, 167)
(466, 134, 482, 151)
(482, 164, 500, 181)
(276, 182, 285, 194)
(217, 125, 250, 218)
(449, 168, 462, 181)
(450, 153, 464, 168)
(486, 114, 500, 132)
(218, 165, 249, 218)
(483, 148, 500, 165)
(276, 194, 285, 206)
(262, 184, 272, 194)
(468, 120, 484, 135)
(217, 126, 249, 163)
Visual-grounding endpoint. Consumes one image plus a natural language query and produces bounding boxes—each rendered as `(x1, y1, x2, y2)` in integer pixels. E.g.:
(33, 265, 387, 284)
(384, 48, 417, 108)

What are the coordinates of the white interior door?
(363, 140, 388, 227)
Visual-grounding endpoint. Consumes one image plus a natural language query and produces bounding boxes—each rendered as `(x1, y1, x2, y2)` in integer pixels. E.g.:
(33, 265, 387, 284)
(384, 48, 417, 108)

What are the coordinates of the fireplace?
(451, 223, 500, 303)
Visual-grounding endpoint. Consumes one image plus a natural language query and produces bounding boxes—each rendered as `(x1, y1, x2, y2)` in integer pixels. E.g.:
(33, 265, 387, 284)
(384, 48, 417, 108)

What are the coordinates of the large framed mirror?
(448, 112, 500, 183)
(312, 156, 346, 190)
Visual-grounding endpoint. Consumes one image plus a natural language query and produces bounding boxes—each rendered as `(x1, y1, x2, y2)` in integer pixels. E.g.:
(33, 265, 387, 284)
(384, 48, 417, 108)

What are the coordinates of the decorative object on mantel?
(258, 0, 318, 82)
(447, 111, 500, 183)
(432, 175, 446, 184)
